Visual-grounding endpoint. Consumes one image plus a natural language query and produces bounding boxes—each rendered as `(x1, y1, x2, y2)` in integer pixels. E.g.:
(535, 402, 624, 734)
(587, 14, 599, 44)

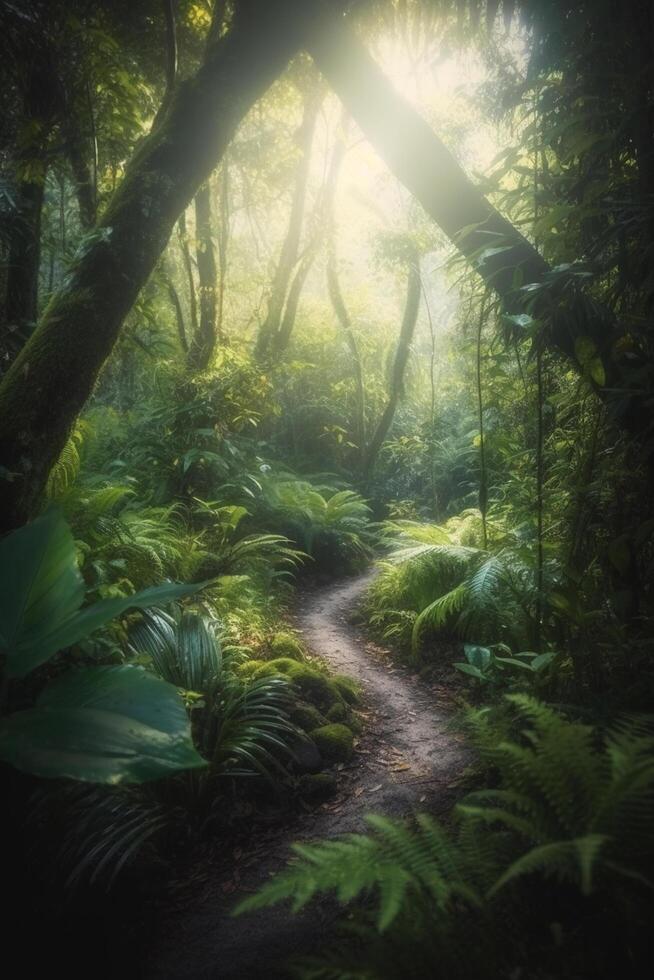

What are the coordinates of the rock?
(298, 772, 338, 801)
(290, 736, 322, 774)
(290, 702, 327, 732)
(325, 701, 347, 723)
(310, 723, 354, 763)
(331, 674, 361, 705)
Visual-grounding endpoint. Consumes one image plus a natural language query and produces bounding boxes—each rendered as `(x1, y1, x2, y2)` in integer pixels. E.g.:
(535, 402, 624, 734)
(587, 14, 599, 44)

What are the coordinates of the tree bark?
(177, 209, 199, 342)
(256, 86, 322, 357)
(0, 0, 303, 532)
(65, 119, 96, 230)
(165, 272, 188, 353)
(362, 250, 421, 478)
(188, 182, 218, 369)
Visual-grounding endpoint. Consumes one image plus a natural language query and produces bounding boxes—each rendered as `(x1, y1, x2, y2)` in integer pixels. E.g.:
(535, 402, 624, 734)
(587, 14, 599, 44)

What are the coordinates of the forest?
(1, 0, 653, 977)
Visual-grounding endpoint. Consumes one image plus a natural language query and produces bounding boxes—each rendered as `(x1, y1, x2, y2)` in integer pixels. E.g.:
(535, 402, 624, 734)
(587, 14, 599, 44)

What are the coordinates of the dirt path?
(146, 572, 469, 979)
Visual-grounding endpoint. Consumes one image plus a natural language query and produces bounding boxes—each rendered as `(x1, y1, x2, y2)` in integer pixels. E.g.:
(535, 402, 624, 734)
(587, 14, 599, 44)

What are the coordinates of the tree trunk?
(362, 251, 421, 478)
(65, 122, 96, 230)
(322, 116, 367, 462)
(0, 0, 303, 532)
(165, 271, 188, 353)
(303, 3, 648, 439)
(303, 8, 547, 297)
(256, 86, 322, 356)
(177, 209, 199, 344)
(275, 110, 348, 354)
(1, 56, 60, 367)
(216, 160, 230, 344)
(2, 162, 47, 367)
(188, 182, 218, 369)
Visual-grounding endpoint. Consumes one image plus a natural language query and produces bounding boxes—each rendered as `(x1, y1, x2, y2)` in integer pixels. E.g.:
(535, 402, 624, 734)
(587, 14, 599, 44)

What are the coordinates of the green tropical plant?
(453, 642, 557, 687)
(254, 473, 373, 567)
(367, 514, 547, 656)
(236, 697, 654, 977)
(128, 607, 299, 783)
(0, 511, 205, 783)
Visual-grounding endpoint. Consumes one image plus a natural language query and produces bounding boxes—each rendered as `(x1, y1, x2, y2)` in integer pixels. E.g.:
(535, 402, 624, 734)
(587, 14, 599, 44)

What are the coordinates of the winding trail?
(146, 572, 469, 979)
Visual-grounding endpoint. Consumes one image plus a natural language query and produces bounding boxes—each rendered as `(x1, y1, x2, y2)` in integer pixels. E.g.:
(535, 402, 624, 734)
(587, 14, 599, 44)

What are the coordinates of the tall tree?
(256, 84, 323, 357)
(188, 181, 218, 369)
(362, 246, 421, 479)
(0, 0, 304, 532)
(1, 50, 61, 366)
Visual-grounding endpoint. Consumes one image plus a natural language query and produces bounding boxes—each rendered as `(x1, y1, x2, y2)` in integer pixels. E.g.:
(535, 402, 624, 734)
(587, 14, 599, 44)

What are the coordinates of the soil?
(144, 571, 470, 979)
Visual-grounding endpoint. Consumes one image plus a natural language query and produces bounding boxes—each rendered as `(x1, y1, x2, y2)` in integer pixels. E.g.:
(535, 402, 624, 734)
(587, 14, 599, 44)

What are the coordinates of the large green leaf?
(0, 511, 201, 678)
(0, 665, 207, 783)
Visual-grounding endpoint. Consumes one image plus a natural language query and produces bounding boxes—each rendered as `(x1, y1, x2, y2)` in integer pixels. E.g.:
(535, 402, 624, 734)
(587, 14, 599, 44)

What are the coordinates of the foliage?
(237, 697, 654, 977)
(0, 512, 204, 782)
(128, 607, 299, 784)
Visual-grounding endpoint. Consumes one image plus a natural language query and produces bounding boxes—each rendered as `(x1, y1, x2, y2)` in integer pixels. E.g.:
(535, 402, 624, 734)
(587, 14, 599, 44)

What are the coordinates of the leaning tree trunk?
(301, 2, 648, 441)
(0, 0, 303, 532)
(255, 86, 322, 357)
(188, 182, 218, 369)
(362, 251, 421, 479)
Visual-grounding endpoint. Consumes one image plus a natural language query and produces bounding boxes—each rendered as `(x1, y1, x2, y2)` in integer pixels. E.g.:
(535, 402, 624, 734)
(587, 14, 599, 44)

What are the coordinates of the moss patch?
(310, 723, 354, 763)
(332, 674, 361, 705)
(325, 701, 347, 723)
(269, 630, 306, 661)
(253, 657, 298, 679)
(289, 702, 326, 732)
(237, 659, 266, 678)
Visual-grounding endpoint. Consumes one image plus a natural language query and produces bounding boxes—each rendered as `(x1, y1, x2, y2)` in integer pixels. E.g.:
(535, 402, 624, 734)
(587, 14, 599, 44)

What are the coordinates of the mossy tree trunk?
(0, 0, 303, 532)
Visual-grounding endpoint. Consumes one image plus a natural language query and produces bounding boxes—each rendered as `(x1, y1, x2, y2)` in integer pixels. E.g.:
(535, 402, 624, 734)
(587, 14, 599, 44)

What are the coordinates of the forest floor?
(145, 571, 470, 979)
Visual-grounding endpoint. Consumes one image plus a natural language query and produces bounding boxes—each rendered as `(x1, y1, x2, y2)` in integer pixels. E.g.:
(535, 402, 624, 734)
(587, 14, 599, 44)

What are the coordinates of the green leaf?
(494, 656, 536, 672)
(464, 644, 492, 670)
(0, 511, 202, 678)
(0, 665, 206, 783)
(574, 336, 605, 386)
(454, 662, 488, 681)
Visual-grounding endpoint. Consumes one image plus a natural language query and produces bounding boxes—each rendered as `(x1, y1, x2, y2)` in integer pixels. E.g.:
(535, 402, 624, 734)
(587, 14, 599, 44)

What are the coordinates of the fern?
(237, 696, 654, 972)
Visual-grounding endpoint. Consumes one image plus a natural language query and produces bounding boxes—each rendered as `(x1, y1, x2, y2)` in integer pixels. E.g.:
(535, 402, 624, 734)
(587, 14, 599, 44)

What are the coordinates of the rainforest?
(1, 1, 653, 978)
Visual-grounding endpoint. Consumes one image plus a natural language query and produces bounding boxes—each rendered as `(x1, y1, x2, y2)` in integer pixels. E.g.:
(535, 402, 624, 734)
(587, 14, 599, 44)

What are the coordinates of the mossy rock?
(325, 701, 347, 723)
(255, 659, 348, 714)
(298, 772, 338, 801)
(270, 630, 306, 662)
(237, 659, 267, 678)
(289, 702, 327, 733)
(253, 657, 299, 679)
(288, 661, 334, 711)
(331, 674, 361, 705)
(310, 723, 354, 763)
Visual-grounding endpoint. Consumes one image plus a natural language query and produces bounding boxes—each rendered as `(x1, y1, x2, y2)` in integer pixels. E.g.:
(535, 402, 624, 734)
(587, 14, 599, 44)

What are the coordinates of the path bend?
(147, 571, 469, 979)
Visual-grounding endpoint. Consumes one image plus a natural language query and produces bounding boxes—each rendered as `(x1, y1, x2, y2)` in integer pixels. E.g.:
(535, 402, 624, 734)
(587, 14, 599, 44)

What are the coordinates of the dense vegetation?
(1, 1, 653, 977)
